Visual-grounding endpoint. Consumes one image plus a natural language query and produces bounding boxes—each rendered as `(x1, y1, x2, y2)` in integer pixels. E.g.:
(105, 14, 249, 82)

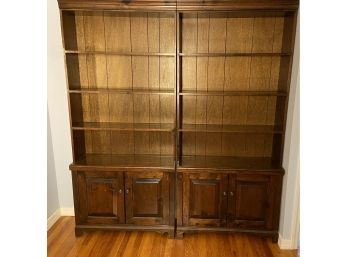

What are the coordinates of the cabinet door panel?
(125, 172, 169, 225)
(76, 171, 125, 225)
(183, 173, 228, 227)
(229, 175, 271, 229)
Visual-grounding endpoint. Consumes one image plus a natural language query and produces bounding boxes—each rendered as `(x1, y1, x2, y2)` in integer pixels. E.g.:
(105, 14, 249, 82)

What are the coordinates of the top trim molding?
(58, 0, 299, 11)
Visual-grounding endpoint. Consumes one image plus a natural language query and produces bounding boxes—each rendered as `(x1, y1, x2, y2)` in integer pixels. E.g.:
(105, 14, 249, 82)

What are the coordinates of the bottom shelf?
(73, 154, 174, 169)
(178, 155, 282, 171)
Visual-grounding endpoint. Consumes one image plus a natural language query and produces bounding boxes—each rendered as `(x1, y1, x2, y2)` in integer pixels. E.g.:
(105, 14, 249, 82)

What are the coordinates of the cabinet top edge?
(69, 164, 285, 175)
(58, 0, 299, 11)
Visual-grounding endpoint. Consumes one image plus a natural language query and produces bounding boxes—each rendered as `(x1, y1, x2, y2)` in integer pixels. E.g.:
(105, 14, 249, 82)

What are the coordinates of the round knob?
(126, 189, 130, 194)
(230, 192, 234, 196)
(118, 189, 123, 194)
(223, 191, 227, 196)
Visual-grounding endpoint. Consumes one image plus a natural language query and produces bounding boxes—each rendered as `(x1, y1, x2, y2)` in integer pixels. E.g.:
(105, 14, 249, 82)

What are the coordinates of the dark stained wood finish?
(125, 171, 170, 225)
(75, 171, 125, 225)
(182, 173, 228, 227)
(177, 172, 283, 241)
(58, 0, 177, 10)
(58, 0, 298, 11)
(59, 0, 298, 240)
(231, 175, 272, 229)
(176, 0, 299, 11)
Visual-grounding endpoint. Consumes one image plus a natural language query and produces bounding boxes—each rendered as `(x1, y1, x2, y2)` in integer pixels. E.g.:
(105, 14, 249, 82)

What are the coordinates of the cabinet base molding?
(177, 227, 278, 242)
(75, 224, 174, 238)
(74, 225, 277, 241)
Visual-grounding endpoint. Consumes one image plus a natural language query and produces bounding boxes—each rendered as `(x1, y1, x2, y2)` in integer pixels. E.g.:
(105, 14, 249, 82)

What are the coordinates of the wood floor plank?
(47, 217, 72, 247)
(197, 233, 208, 257)
(163, 238, 174, 257)
(107, 232, 127, 257)
(137, 231, 154, 257)
(48, 218, 75, 254)
(48, 217, 298, 257)
(183, 233, 195, 257)
(172, 235, 184, 257)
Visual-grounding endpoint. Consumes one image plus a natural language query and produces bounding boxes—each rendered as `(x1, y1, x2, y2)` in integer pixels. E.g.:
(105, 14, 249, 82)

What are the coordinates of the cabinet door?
(183, 173, 228, 227)
(125, 172, 169, 225)
(76, 171, 125, 225)
(228, 175, 272, 229)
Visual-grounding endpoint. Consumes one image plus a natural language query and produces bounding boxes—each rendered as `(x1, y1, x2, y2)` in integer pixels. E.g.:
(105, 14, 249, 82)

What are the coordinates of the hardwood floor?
(48, 217, 297, 257)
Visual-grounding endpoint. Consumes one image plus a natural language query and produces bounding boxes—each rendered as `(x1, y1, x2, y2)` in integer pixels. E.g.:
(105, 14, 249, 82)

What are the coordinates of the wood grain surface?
(48, 217, 297, 257)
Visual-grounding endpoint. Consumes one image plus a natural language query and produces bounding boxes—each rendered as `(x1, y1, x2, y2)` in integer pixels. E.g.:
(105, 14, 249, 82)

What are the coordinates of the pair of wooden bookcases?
(58, 0, 298, 241)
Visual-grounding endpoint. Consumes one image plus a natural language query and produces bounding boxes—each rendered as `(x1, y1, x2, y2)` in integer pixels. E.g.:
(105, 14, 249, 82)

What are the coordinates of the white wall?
(47, 112, 60, 217)
(47, 0, 74, 211)
(279, 14, 300, 248)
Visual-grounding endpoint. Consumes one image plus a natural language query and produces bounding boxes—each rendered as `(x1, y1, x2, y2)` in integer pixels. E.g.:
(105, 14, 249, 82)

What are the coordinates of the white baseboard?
(47, 208, 75, 230)
(60, 207, 75, 216)
(47, 209, 61, 230)
(278, 234, 297, 250)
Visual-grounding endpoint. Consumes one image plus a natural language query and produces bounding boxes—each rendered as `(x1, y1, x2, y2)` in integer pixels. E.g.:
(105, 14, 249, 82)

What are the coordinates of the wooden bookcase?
(58, 0, 298, 241)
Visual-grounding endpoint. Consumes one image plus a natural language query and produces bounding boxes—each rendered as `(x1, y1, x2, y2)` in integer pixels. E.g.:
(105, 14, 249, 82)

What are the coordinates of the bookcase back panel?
(70, 93, 175, 124)
(181, 96, 285, 127)
(180, 12, 294, 54)
(181, 56, 290, 92)
(73, 130, 174, 156)
(62, 11, 175, 53)
(66, 55, 175, 90)
(181, 132, 281, 158)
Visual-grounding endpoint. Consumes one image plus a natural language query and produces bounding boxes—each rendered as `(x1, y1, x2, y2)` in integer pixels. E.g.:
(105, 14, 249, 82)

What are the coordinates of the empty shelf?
(178, 155, 282, 171)
(72, 154, 175, 169)
(179, 90, 287, 96)
(179, 124, 283, 133)
(69, 88, 175, 95)
(72, 122, 175, 132)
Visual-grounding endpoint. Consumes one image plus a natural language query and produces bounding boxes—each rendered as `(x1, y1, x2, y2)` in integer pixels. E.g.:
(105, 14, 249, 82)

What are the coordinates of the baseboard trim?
(47, 209, 61, 230)
(278, 233, 297, 250)
(47, 208, 75, 230)
(60, 208, 75, 216)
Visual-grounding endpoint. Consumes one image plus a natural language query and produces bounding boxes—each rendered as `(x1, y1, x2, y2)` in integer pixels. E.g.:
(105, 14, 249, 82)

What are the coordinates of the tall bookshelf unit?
(58, 0, 298, 241)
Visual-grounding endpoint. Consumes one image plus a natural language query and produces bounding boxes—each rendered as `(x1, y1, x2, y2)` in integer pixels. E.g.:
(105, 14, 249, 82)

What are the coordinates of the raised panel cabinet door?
(125, 171, 169, 225)
(228, 174, 273, 229)
(76, 171, 125, 225)
(183, 173, 228, 227)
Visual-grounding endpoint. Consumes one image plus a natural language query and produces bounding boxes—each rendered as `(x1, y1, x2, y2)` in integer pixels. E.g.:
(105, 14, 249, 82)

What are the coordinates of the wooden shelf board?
(179, 52, 292, 57)
(72, 122, 175, 132)
(65, 50, 176, 57)
(178, 156, 282, 171)
(69, 88, 175, 95)
(72, 154, 174, 169)
(179, 90, 287, 96)
(179, 124, 283, 133)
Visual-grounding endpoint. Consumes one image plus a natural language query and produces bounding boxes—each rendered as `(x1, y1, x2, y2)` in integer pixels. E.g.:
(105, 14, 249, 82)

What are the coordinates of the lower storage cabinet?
(177, 171, 283, 238)
(73, 170, 172, 228)
(71, 168, 282, 240)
